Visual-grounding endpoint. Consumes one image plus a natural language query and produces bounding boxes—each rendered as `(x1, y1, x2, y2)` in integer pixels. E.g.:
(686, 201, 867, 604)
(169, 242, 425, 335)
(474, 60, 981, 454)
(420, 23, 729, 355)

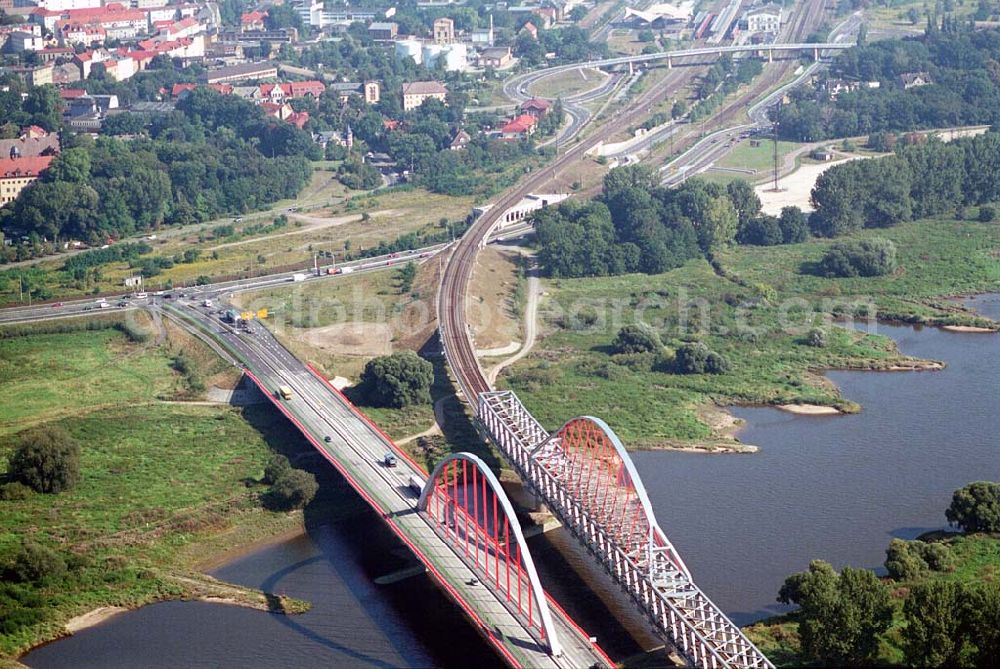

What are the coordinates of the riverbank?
(0, 325, 318, 660)
(500, 217, 1000, 449)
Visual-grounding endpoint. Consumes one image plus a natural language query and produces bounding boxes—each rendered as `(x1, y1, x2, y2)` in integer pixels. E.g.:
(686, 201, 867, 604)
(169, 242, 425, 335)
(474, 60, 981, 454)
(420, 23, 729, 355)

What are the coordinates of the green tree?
(778, 206, 810, 243)
(269, 469, 318, 510)
(778, 560, 893, 666)
(965, 581, 1000, 666)
(359, 351, 434, 408)
(263, 453, 291, 485)
(726, 179, 762, 232)
(671, 99, 688, 120)
(612, 324, 661, 354)
(674, 343, 710, 374)
(7, 426, 81, 494)
(902, 581, 970, 667)
(946, 481, 1000, 532)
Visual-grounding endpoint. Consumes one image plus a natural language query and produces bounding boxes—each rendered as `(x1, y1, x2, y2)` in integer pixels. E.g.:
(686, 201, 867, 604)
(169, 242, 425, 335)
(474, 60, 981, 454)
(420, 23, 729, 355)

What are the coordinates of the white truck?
(291, 273, 307, 282)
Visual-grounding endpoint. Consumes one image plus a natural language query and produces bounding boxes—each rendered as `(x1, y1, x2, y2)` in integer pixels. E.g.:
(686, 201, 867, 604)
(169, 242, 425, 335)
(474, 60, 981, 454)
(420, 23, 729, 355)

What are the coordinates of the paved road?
(160, 296, 613, 669)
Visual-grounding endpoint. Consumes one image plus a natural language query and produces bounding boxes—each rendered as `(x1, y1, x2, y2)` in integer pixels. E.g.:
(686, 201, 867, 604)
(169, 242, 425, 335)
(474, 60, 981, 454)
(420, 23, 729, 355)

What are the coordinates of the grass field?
(715, 139, 803, 176)
(501, 217, 1000, 448)
(746, 532, 1000, 666)
(0, 324, 312, 658)
(527, 67, 609, 99)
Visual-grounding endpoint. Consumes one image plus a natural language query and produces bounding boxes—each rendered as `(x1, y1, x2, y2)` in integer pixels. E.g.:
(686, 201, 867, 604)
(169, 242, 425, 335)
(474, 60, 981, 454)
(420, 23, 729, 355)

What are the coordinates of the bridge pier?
(767, 49, 773, 63)
(666, 56, 671, 69)
(814, 46, 820, 60)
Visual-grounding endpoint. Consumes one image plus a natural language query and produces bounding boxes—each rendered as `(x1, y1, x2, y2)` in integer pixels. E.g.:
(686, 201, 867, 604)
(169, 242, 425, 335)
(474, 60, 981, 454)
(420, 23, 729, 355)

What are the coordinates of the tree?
(612, 324, 661, 354)
(7, 426, 81, 494)
(671, 99, 689, 120)
(806, 328, 828, 348)
(778, 206, 810, 243)
(902, 581, 969, 667)
(979, 205, 996, 222)
(263, 453, 291, 484)
(359, 351, 434, 408)
(778, 560, 893, 666)
(965, 580, 1000, 666)
(946, 481, 1000, 532)
(269, 469, 318, 510)
(738, 215, 783, 246)
(727, 179, 762, 232)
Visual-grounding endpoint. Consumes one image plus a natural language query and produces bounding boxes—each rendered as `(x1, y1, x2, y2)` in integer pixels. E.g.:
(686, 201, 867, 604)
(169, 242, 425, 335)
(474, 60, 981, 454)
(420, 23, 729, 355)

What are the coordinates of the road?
(154, 296, 613, 669)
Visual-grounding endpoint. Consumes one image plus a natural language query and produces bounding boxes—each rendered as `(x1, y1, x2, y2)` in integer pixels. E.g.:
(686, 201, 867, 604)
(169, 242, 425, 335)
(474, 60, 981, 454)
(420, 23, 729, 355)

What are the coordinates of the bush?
(885, 538, 929, 581)
(269, 469, 318, 510)
(704, 351, 730, 374)
(979, 206, 996, 222)
(611, 324, 662, 354)
(806, 328, 829, 348)
(7, 426, 81, 494)
(672, 343, 729, 374)
(818, 238, 897, 278)
(779, 206, 810, 243)
(946, 481, 1000, 532)
(0, 482, 34, 501)
(263, 454, 291, 484)
(739, 215, 783, 246)
(9, 542, 67, 584)
(674, 343, 710, 374)
(359, 351, 434, 408)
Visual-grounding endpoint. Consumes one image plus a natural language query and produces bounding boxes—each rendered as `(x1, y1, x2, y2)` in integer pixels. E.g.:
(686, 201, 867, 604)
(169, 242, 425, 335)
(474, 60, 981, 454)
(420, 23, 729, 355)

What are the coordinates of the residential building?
(433, 16, 454, 44)
(8, 30, 45, 51)
(401, 80, 447, 111)
(746, 3, 782, 34)
(240, 10, 266, 30)
(0, 132, 60, 160)
(36, 46, 75, 62)
(449, 129, 470, 150)
(480, 46, 512, 68)
(901, 72, 932, 89)
(0, 155, 54, 206)
(294, 0, 324, 28)
(368, 21, 397, 41)
(520, 97, 551, 118)
(364, 80, 380, 104)
(500, 114, 536, 138)
(203, 60, 278, 84)
(520, 21, 537, 39)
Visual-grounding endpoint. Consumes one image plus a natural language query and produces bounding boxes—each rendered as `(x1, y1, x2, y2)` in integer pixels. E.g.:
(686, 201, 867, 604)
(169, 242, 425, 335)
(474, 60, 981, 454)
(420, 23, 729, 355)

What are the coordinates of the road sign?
(256, 308, 268, 319)
(240, 311, 254, 321)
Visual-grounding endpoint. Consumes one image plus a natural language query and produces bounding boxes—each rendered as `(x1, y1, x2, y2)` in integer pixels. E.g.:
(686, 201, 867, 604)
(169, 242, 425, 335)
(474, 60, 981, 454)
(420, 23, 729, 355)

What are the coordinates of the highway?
(153, 297, 615, 669)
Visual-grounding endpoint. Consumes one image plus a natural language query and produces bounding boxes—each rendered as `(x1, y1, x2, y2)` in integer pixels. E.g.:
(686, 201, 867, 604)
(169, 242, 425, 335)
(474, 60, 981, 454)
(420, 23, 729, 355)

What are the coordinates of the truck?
(291, 273, 307, 282)
(277, 385, 293, 400)
(408, 475, 426, 495)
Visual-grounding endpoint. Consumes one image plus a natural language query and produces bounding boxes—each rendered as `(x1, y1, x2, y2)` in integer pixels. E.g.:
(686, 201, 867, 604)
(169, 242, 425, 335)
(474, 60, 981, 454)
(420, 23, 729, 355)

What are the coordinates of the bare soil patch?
(299, 322, 393, 356)
(467, 245, 522, 350)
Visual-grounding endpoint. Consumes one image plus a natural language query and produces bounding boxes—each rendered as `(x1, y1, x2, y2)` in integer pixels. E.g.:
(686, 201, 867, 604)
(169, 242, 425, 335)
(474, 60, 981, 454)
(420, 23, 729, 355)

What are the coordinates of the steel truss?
(478, 390, 774, 669)
(417, 452, 563, 657)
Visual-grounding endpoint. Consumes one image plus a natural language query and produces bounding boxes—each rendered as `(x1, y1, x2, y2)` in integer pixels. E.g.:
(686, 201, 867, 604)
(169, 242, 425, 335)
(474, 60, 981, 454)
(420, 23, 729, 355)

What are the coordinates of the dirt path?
(488, 270, 541, 386)
(396, 395, 449, 445)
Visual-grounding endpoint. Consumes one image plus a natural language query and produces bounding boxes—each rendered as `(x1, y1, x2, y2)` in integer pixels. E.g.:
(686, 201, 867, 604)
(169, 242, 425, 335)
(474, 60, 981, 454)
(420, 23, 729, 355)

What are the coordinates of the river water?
(22, 297, 1000, 665)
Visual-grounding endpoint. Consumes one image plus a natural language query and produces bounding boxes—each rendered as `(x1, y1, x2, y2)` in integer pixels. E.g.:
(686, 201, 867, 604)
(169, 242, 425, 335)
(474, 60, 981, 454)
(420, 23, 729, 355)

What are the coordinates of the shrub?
(0, 482, 34, 501)
(946, 481, 1000, 532)
(806, 328, 829, 348)
(269, 469, 319, 510)
(739, 215, 783, 246)
(8, 426, 81, 494)
(705, 351, 730, 374)
(612, 324, 662, 354)
(979, 206, 996, 223)
(9, 542, 67, 584)
(674, 343, 710, 374)
(263, 454, 291, 485)
(818, 238, 897, 278)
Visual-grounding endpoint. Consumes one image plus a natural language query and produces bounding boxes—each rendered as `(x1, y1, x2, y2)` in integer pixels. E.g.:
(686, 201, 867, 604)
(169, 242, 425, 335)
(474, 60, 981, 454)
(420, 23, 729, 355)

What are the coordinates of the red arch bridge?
(476, 390, 774, 669)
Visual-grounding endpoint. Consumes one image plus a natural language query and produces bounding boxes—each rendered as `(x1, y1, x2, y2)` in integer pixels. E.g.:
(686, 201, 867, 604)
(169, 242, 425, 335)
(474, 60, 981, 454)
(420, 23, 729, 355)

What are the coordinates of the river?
(22, 297, 1000, 665)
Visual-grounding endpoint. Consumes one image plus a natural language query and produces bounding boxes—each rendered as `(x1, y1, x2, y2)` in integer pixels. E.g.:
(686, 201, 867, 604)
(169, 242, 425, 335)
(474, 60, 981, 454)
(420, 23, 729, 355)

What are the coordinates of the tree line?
(534, 165, 808, 279)
(810, 130, 1000, 237)
(0, 88, 313, 246)
(778, 22, 1000, 141)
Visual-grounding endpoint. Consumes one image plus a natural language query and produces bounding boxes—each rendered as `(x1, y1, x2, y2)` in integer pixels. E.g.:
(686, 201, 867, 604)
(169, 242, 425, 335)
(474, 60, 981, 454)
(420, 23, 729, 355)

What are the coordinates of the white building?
(9, 31, 46, 51)
(746, 3, 782, 34)
(395, 38, 423, 64)
(36, 0, 102, 11)
(295, 0, 324, 28)
(475, 193, 571, 230)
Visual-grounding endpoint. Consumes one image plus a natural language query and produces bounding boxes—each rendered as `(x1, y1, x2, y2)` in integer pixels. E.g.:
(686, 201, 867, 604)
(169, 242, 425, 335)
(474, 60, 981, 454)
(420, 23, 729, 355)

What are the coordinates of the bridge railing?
(477, 391, 774, 669)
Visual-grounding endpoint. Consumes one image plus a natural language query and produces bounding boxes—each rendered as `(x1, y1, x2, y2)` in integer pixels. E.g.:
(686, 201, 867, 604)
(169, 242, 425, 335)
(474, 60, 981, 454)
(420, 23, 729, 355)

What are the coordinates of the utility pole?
(772, 102, 781, 192)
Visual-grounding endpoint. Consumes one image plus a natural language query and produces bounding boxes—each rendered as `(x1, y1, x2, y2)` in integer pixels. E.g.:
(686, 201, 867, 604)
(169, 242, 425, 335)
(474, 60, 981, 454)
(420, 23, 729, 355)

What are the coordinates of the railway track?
(440, 1, 830, 402)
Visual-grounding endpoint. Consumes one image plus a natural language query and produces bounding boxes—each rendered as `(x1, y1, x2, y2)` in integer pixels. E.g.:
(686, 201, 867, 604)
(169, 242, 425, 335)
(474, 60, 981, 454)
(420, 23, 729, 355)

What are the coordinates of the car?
(382, 452, 397, 468)
(324, 435, 332, 443)
(388, 252, 398, 258)
(51, 302, 64, 308)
